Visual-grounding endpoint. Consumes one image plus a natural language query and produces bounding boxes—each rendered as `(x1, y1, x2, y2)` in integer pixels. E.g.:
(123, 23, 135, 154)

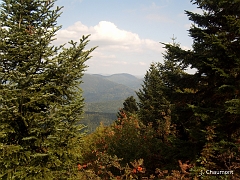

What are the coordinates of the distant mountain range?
(80, 73, 143, 132)
(80, 73, 143, 113)
(92, 73, 143, 91)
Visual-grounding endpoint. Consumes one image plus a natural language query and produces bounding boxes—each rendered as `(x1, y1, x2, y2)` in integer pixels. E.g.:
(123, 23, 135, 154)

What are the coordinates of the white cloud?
(91, 51, 116, 59)
(56, 21, 163, 52)
(91, 21, 139, 42)
(68, 21, 92, 33)
(55, 21, 164, 75)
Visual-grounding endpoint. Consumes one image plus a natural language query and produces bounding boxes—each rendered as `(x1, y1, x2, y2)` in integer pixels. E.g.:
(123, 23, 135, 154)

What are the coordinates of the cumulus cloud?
(56, 21, 162, 51)
(91, 21, 140, 43)
(55, 21, 164, 75)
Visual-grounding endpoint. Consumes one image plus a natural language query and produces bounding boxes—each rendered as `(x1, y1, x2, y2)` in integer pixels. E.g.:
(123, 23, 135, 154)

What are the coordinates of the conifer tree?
(162, 0, 240, 172)
(122, 96, 138, 114)
(0, 0, 95, 179)
(117, 96, 138, 119)
(159, 37, 203, 162)
(136, 63, 171, 141)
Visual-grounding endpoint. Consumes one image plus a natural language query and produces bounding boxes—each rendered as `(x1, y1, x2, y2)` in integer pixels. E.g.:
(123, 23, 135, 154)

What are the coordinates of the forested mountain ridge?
(80, 73, 141, 103)
(80, 73, 143, 132)
(92, 73, 143, 90)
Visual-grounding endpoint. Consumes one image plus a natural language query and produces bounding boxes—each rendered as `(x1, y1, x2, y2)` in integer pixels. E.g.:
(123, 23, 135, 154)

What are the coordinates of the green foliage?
(3, 0, 237, 179)
(117, 96, 138, 119)
(108, 114, 153, 166)
(81, 113, 179, 178)
(137, 63, 171, 132)
(79, 0, 240, 179)
(0, 0, 95, 179)
(82, 111, 117, 133)
(81, 74, 137, 103)
(122, 96, 138, 114)
(84, 100, 125, 113)
(160, 0, 240, 177)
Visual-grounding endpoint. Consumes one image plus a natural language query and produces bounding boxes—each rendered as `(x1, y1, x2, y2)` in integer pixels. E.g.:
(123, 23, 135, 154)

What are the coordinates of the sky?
(3, 0, 200, 76)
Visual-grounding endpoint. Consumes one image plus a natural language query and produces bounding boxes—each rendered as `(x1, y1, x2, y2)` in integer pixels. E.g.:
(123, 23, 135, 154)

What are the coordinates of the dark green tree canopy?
(137, 63, 171, 130)
(0, 0, 96, 179)
(122, 96, 138, 113)
(117, 96, 138, 119)
(161, 0, 240, 171)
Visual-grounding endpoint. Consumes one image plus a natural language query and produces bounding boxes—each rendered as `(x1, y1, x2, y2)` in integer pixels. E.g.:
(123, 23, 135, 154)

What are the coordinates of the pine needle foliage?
(117, 96, 138, 120)
(137, 63, 171, 130)
(0, 0, 96, 179)
(161, 0, 240, 174)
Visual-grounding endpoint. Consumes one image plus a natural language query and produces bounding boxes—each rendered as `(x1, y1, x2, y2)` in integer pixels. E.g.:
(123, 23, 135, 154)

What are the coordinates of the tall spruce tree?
(117, 96, 138, 119)
(137, 63, 171, 141)
(122, 96, 138, 114)
(162, 0, 240, 173)
(0, 0, 95, 179)
(158, 38, 203, 163)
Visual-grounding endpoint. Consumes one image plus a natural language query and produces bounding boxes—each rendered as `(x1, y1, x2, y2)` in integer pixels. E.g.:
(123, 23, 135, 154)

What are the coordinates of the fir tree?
(136, 63, 171, 141)
(162, 0, 240, 173)
(0, 0, 96, 179)
(159, 37, 204, 163)
(117, 96, 138, 119)
(122, 96, 138, 114)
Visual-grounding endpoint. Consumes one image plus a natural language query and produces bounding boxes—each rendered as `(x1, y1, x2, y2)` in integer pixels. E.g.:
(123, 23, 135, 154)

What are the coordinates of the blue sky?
(3, 0, 200, 75)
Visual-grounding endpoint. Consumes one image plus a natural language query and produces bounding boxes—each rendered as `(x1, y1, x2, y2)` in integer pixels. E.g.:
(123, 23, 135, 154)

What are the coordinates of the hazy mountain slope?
(80, 73, 142, 132)
(92, 73, 143, 90)
(80, 74, 137, 103)
(84, 99, 124, 113)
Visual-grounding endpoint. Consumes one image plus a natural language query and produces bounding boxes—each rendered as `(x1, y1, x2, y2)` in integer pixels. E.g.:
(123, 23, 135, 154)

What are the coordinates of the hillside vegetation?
(92, 73, 143, 90)
(81, 73, 141, 103)
(80, 73, 142, 132)
(1, 0, 239, 179)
